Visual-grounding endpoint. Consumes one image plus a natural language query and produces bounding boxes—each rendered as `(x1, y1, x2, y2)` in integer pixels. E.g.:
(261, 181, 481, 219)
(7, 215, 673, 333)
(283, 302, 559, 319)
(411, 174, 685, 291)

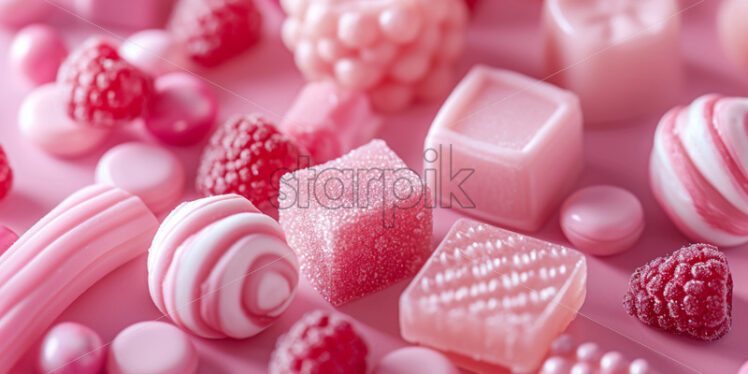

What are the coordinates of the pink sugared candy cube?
(280, 81, 381, 163)
(424, 65, 583, 232)
(543, 0, 682, 125)
(400, 218, 587, 373)
(279, 139, 433, 306)
(281, 0, 468, 112)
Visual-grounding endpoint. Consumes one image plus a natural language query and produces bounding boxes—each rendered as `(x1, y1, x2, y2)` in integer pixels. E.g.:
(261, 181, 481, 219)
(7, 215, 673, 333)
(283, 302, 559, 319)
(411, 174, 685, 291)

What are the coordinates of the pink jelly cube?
(543, 0, 682, 125)
(400, 218, 587, 373)
(424, 65, 583, 232)
(279, 140, 433, 306)
(280, 81, 382, 163)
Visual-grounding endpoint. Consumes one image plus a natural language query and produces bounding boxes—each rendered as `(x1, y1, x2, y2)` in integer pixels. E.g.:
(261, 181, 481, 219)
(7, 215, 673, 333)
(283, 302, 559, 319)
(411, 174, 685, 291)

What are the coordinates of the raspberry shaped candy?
(196, 114, 309, 214)
(171, 0, 262, 67)
(58, 37, 154, 128)
(0, 146, 11, 201)
(623, 243, 732, 341)
(269, 311, 368, 374)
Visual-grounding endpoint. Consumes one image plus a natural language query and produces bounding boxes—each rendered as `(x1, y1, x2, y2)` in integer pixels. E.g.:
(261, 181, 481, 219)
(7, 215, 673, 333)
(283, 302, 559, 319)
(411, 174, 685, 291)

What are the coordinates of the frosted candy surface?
(279, 139, 432, 306)
(400, 218, 586, 373)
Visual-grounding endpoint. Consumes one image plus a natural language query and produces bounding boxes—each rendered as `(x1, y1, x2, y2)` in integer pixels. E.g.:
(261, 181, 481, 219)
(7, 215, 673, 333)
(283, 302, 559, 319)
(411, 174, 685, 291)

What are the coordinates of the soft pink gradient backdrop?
(0, 0, 745, 372)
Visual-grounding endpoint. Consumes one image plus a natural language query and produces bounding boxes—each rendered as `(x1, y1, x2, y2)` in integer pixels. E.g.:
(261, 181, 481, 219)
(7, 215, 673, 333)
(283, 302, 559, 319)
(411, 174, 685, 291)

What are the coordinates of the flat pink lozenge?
(279, 139, 433, 306)
(374, 347, 459, 374)
(280, 81, 381, 163)
(543, 0, 682, 125)
(424, 65, 583, 232)
(107, 321, 198, 374)
(400, 218, 587, 373)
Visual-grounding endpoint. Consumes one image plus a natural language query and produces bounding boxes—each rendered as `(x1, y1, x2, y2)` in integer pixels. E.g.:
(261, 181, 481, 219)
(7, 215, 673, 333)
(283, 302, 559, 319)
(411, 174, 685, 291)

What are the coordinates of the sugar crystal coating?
(279, 139, 433, 306)
(399, 218, 586, 373)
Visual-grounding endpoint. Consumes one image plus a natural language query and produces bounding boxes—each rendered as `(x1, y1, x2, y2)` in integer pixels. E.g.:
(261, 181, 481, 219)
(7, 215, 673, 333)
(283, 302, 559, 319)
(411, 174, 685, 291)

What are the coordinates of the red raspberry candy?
(0, 146, 12, 201)
(196, 114, 309, 213)
(623, 243, 732, 341)
(170, 0, 262, 67)
(58, 37, 154, 128)
(269, 311, 368, 374)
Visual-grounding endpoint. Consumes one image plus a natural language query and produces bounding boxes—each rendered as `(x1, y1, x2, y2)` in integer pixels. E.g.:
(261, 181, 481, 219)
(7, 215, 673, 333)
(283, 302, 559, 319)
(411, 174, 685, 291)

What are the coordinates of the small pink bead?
(550, 334, 576, 356)
(10, 24, 67, 86)
(369, 82, 413, 112)
(600, 352, 629, 374)
(379, 5, 422, 44)
(0, 0, 50, 28)
(576, 342, 603, 363)
(334, 58, 381, 90)
(541, 357, 573, 374)
(629, 359, 653, 374)
(38, 322, 105, 374)
(304, 4, 337, 37)
(119, 29, 187, 77)
(144, 73, 218, 146)
(571, 363, 596, 374)
(294, 41, 328, 80)
(281, 18, 301, 49)
(0, 225, 18, 254)
(338, 11, 379, 47)
(317, 38, 352, 62)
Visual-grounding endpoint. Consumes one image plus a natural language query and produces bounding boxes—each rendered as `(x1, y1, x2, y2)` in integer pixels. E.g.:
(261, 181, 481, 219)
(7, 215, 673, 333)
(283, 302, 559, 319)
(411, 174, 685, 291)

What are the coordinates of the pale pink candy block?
(74, 0, 175, 30)
(400, 219, 587, 373)
(543, 0, 682, 125)
(0, 185, 159, 373)
(424, 65, 583, 232)
(279, 139, 433, 306)
(280, 81, 382, 163)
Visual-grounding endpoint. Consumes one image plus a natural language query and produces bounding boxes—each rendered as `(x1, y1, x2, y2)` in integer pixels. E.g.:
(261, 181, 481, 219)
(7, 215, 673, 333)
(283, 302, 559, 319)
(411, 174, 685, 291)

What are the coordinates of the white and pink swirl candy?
(651, 94, 748, 246)
(148, 194, 299, 339)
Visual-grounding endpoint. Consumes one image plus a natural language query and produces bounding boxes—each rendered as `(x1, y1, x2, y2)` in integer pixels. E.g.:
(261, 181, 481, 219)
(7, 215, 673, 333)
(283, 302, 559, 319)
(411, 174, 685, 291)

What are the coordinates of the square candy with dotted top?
(399, 218, 587, 373)
(279, 139, 433, 306)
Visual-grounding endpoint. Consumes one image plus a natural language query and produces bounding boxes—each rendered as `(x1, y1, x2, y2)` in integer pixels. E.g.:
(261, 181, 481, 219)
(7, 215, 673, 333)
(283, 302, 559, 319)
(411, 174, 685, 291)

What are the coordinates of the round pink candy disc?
(19, 84, 110, 158)
(95, 142, 185, 214)
(144, 73, 218, 147)
(107, 321, 198, 374)
(373, 347, 459, 374)
(560, 185, 644, 256)
(10, 24, 68, 86)
(38, 322, 105, 374)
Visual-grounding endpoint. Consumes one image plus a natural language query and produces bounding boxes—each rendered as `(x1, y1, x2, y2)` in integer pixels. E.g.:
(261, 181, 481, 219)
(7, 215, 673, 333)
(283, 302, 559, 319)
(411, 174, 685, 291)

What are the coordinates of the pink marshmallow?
(0, 0, 50, 28)
(73, 0, 175, 30)
(424, 65, 583, 232)
(144, 73, 218, 146)
(18, 84, 110, 158)
(38, 322, 105, 374)
(280, 81, 381, 163)
(107, 321, 198, 374)
(718, 0, 748, 73)
(119, 29, 188, 77)
(0, 225, 17, 254)
(9, 24, 68, 87)
(543, 0, 682, 125)
(560, 185, 645, 256)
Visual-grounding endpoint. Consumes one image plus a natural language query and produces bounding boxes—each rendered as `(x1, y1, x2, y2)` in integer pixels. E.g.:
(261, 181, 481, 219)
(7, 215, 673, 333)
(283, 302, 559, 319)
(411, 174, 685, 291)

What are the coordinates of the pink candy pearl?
(10, 24, 67, 86)
(576, 342, 603, 363)
(600, 351, 628, 373)
(144, 72, 218, 146)
(629, 359, 653, 374)
(541, 357, 573, 374)
(38, 322, 105, 374)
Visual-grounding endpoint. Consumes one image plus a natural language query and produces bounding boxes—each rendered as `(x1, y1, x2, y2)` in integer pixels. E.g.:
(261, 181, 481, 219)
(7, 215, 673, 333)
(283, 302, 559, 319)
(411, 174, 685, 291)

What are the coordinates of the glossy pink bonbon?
(95, 142, 185, 214)
(144, 73, 218, 146)
(650, 95, 748, 246)
(0, 225, 17, 254)
(74, 0, 174, 30)
(424, 65, 583, 232)
(148, 195, 299, 339)
(543, 0, 682, 125)
(18, 84, 110, 158)
(373, 347, 459, 374)
(279, 140, 433, 306)
(281, 0, 468, 112)
(400, 218, 587, 373)
(119, 29, 187, 77)
(280, 81, 381, 163)
(0, 185, 158, 373)
(561, 185, 644, 256)
(9, 24, 68, 86)
(0, 0, 50, 28)
(108, 321, 198, 374)
(38, 322, 105, 374)
(540, 335, 657, 374)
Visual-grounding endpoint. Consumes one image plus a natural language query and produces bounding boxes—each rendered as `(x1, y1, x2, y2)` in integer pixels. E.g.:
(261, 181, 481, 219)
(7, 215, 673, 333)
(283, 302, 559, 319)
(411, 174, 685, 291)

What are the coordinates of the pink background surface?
(0, 0, 745, 373)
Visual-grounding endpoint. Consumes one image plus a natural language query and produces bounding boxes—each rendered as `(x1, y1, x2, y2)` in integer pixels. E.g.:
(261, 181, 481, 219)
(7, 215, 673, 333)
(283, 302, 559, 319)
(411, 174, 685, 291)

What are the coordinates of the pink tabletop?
(0, 0, 746, 373)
